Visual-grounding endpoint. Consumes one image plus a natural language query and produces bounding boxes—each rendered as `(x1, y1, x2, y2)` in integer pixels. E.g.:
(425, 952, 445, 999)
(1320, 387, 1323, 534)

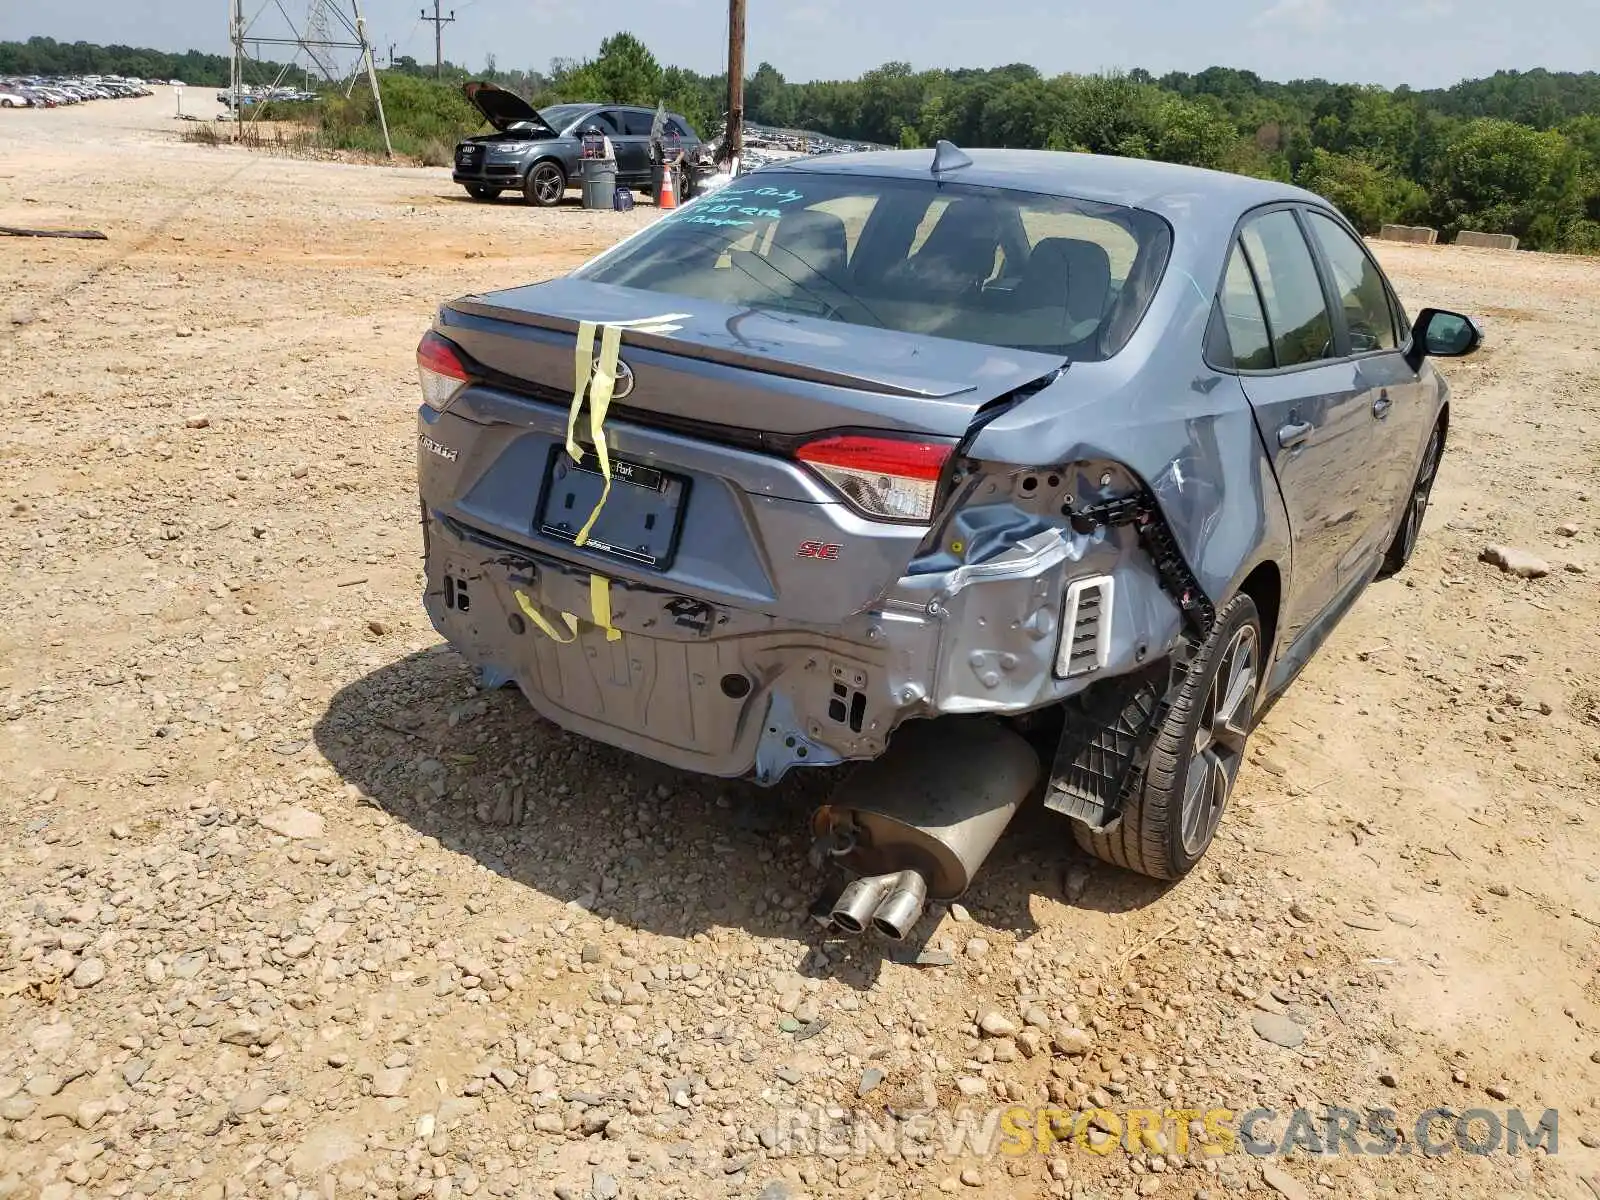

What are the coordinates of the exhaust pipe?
(830, 873, 897, 933)
(812, 719, 1041, 937)
(869, 869, 928, 940)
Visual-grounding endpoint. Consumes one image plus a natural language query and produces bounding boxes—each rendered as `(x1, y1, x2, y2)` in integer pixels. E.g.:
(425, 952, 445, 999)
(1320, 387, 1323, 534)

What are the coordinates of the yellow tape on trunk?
(516, 312, 687, 649)
(565, 313, 689, 547)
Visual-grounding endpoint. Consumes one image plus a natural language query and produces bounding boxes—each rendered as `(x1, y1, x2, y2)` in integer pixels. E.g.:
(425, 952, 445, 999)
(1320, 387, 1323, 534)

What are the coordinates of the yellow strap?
(575, 323, 623, 547)
(563, 313, 691, 541)
(515, 580, 621, 644)
(589, 573, 622, 641)
(514, 589, 578, 643)
(567, 320, 599, 465)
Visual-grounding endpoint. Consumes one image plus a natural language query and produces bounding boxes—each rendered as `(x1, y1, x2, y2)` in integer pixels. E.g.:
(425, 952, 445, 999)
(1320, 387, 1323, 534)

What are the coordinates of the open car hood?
(463, 82, 559, 136)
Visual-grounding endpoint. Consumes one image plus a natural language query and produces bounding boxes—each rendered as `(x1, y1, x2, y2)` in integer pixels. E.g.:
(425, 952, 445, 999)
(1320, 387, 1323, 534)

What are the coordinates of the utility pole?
(723, 0, 745, 170)
(421, 1, 455, 80)
(229, 0, 244, 141)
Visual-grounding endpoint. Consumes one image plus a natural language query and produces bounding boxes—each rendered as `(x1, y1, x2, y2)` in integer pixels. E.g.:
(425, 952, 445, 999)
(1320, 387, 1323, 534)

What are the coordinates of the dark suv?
(452, 82, 707, 207)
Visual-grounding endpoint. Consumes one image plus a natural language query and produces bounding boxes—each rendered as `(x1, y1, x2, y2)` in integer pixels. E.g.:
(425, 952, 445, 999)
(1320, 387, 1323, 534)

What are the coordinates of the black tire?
(523, 160, 566, 207)
(464, 185, 501, 202)
(1378, 420, 1443, 579)
(1072, 593, 1262, 880)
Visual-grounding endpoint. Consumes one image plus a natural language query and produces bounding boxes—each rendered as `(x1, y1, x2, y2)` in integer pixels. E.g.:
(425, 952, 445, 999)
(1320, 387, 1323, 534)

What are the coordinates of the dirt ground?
(2, 89, 1598, 1200)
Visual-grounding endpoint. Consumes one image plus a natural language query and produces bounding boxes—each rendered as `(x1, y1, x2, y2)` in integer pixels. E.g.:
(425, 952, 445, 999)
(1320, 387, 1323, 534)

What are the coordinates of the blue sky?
(5, 0, 1596, 89)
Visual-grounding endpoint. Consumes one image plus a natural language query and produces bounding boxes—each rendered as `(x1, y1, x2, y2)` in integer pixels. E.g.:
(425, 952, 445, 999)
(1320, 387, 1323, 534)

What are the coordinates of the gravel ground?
(2, 90, 1599, 1200)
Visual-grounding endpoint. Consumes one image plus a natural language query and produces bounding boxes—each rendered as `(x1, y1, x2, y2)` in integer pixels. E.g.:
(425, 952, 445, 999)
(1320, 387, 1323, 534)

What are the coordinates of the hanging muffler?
(810, 718, 1042, 939)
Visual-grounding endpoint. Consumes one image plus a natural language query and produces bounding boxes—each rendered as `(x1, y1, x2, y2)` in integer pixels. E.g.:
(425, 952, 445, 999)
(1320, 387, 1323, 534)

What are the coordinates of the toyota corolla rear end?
(415, 161, 1177, 787)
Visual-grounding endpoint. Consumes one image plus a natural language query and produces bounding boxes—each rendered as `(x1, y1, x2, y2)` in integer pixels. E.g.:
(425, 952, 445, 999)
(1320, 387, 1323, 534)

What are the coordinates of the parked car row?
(216, 84, 320, 111)
(0, 75, 156, 108)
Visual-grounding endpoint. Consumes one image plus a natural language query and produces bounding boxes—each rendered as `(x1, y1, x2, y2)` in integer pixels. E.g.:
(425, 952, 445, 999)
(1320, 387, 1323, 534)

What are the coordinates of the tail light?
(795, 435, 954, 522)
(417, 331, 470, 410)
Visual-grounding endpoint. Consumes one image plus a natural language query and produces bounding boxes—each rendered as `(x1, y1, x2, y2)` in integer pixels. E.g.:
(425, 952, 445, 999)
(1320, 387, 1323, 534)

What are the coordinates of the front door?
(1223, 208, 1378, 645)
(1301, 208, 1434, 578)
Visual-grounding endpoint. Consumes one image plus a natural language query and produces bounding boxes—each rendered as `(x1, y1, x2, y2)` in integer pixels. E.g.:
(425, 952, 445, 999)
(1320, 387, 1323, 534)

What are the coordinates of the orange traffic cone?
(657, 164, 678, 210)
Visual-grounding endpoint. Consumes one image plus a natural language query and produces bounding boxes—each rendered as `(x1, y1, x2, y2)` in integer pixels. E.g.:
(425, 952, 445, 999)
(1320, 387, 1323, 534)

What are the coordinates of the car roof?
(552, 101, 689, 119)
(775, 147, 1327, 223)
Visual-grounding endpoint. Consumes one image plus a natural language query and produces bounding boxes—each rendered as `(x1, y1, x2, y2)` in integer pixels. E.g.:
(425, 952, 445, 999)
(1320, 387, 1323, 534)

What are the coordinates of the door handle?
(1278, 419, 1313, 449)
(1372, 392, 1393, 419)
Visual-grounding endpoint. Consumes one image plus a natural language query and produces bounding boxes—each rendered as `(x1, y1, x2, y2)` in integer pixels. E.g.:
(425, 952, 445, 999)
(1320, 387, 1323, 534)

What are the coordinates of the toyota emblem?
(596, 356, 636, 401)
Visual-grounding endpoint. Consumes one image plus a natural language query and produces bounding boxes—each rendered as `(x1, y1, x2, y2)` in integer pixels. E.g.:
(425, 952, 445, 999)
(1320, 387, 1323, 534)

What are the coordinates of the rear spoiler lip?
(443, 295, 980, 401)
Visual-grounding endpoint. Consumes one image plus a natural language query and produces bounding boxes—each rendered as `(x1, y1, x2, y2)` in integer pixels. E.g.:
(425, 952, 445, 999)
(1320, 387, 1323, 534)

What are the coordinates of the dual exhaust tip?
(828, 868, 929, 941)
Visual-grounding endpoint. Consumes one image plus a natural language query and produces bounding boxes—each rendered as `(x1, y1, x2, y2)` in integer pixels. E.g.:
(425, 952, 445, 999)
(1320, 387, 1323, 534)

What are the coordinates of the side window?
(1217, 241, 1275, 370)
(1305, 211, 1398, 353)
(1239, 211, 1335, 368)
(666, 117, 691, 139)
(619, 110, 655, 137)
(588, 110, 623, 135)
(1387, 287, 1411, 347)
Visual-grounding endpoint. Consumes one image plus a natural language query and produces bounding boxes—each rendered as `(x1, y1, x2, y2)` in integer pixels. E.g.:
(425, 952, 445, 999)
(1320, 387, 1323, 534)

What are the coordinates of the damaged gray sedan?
(415, 143, 1481, 936)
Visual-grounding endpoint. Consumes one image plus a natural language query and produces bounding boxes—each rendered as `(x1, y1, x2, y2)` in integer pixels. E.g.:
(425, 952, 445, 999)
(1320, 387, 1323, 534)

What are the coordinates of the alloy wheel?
(1179, 623, 1258, 856)
(530, 164, 564, 205)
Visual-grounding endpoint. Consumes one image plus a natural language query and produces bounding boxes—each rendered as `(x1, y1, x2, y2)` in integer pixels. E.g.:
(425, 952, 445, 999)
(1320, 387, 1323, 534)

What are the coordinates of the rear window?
(573, 170, 1172, 360)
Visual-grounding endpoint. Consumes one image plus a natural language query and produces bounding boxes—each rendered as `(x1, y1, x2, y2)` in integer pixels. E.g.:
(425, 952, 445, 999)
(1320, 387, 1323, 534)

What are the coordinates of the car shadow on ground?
(313, 644, 1170, 990)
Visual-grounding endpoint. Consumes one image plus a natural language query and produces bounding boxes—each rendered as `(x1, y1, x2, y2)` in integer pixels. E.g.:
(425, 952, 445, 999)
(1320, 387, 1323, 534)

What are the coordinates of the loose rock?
(1251, 1012, 1306, 1049)
(1480, 545, 1551, 579)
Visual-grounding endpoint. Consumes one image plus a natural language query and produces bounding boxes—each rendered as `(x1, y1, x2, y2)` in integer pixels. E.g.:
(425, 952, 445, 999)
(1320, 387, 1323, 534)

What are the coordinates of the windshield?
(574, 170, 1172, 359)
(536, 104, 591, 133)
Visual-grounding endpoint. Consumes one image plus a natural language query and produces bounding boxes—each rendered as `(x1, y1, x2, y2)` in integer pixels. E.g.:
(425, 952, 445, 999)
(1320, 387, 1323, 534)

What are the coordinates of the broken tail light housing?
(795, 435, 954, 522)
(417, 331, 470, 411)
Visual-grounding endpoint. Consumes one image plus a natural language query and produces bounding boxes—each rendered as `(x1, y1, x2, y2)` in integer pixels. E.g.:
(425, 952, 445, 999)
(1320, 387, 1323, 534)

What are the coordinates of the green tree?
(588, 32, 661, 106)
(1428, 118, 1584, 247)
(746, 61, 795, 127)
(1057, 73, 1156, 155)
(1298, 149, 1427, 232)
(1149, 95, 1239, 170)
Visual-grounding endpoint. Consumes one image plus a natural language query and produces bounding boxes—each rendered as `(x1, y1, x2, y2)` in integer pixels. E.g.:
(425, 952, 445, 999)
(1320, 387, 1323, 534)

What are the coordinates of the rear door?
(1301, 208, 1432, 574)
(1221, 207, 1376, 645)
(612, 108, 654, 181)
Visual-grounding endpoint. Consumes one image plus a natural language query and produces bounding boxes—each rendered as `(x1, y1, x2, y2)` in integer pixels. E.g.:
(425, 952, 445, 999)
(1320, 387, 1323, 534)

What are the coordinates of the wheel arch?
(1233, 559, 1283, 675)
(525, 155, 567, 183)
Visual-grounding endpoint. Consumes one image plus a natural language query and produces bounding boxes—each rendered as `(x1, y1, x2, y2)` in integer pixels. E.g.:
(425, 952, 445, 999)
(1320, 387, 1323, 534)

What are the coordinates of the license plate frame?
(535, 446, 689, 570)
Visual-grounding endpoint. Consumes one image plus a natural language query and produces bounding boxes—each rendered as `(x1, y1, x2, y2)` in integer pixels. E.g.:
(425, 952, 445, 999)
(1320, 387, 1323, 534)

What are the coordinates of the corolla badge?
(420, 435, 458, 462)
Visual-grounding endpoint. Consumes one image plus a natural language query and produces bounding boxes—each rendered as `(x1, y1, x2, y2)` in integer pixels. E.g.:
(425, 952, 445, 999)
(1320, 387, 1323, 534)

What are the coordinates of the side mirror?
(1412, 308, 1484, 359)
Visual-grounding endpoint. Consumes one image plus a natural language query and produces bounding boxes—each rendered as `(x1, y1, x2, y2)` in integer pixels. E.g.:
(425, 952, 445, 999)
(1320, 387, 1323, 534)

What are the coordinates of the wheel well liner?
(1235, 560, 1282, 669)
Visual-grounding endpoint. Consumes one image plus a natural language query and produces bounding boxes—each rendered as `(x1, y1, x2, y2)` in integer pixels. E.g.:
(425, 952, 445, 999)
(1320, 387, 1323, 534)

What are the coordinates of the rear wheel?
(1378, 421, 1443, 578)
(523, 161, 566, 207)
(1072, 593, 1261, 880)
(464, 184, 501, 202)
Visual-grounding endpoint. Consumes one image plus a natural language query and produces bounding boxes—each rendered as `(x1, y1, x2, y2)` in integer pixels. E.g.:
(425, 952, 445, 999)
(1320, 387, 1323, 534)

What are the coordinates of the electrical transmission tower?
(303, 0, 337, 82)
(228, 0, 392, 156)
